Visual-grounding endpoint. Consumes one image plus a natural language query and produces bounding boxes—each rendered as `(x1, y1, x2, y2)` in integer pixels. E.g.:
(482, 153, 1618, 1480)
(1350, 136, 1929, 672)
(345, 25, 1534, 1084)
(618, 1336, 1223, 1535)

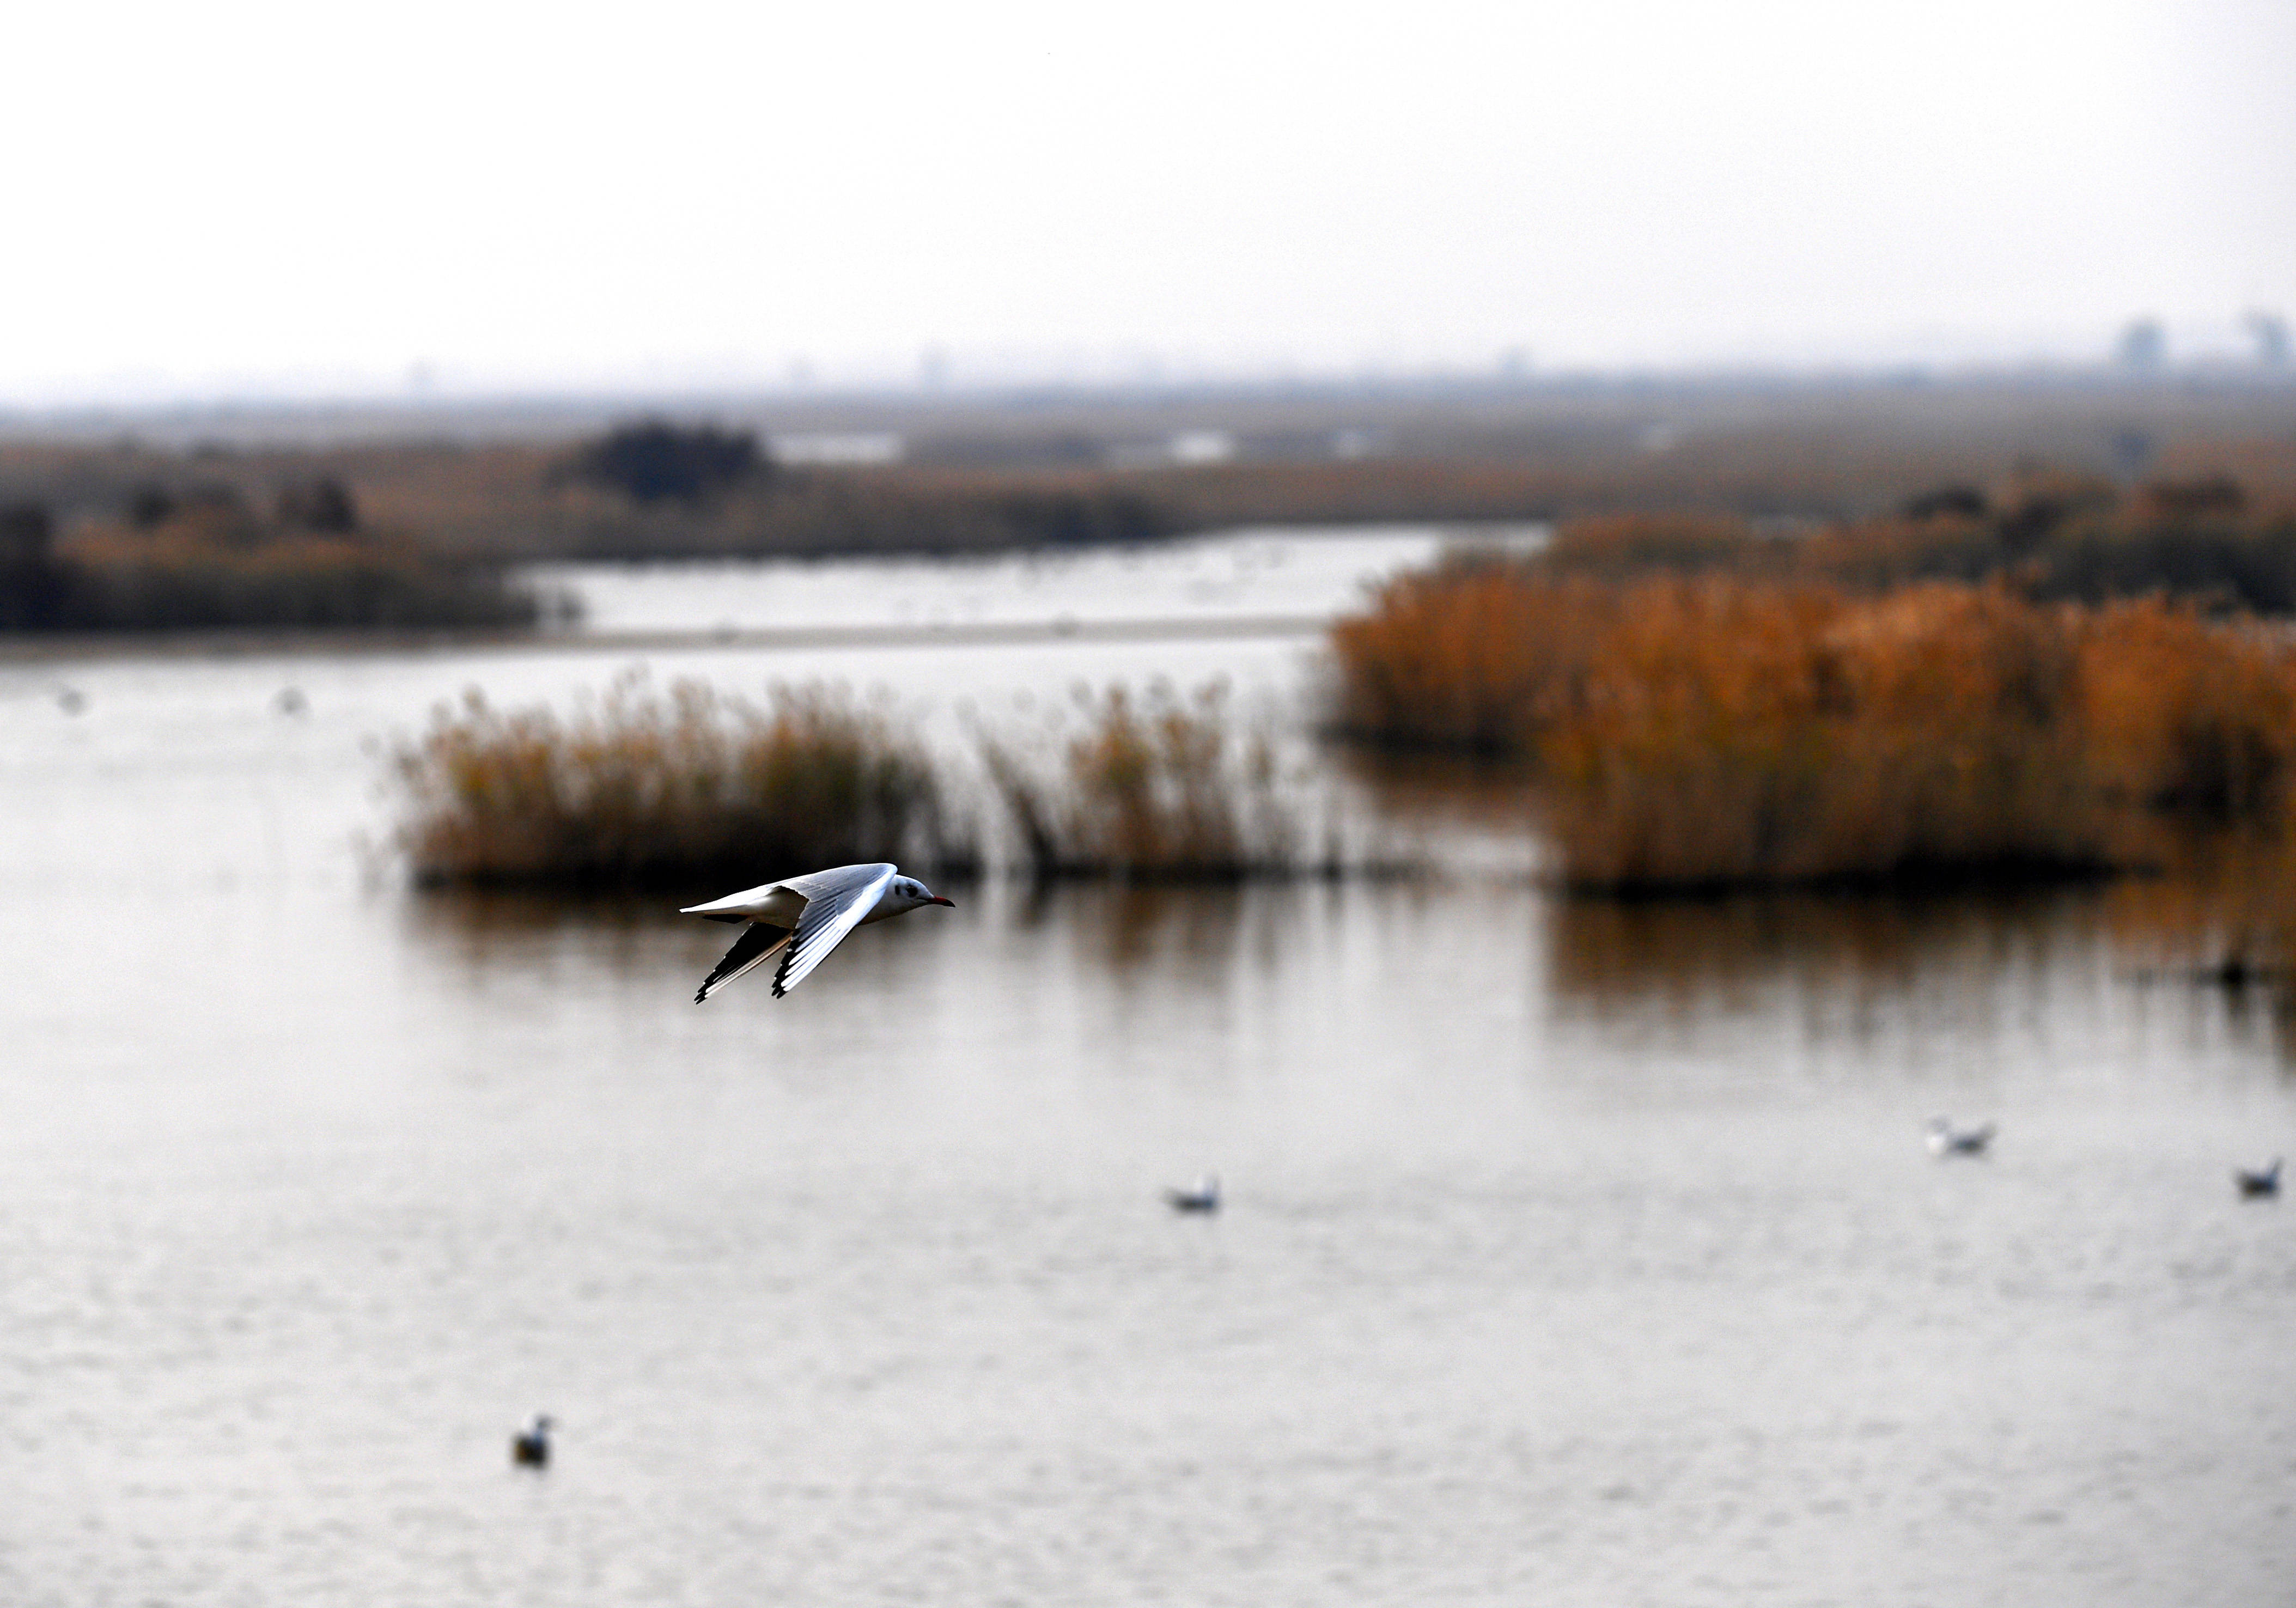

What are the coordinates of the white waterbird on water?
(1927, 1117, 1996, 1158)
(683, 862, 953, 1001)
(1164, 1175, 1221, 1213)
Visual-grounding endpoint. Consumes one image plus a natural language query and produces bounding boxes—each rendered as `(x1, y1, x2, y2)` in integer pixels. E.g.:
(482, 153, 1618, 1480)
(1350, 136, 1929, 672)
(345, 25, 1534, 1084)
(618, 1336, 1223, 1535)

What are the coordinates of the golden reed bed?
(395, 677, 1300, 888)
(1332, 561, 2296, 891)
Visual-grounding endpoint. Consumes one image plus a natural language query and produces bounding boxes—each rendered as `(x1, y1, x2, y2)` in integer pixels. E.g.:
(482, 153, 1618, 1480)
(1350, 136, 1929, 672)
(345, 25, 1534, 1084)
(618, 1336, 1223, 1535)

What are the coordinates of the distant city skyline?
(4, 0, 2289, 406)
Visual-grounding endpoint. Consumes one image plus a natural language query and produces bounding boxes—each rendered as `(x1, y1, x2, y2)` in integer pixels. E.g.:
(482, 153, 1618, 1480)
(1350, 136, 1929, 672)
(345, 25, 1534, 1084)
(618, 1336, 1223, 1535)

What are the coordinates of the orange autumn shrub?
(1329, 559, 1615, 753)
(1538, 513, 1774, 579)
(2073, 602, 2296, 828)
(1330, 563, 2296, 889)
(1539, 582, 2109, 886)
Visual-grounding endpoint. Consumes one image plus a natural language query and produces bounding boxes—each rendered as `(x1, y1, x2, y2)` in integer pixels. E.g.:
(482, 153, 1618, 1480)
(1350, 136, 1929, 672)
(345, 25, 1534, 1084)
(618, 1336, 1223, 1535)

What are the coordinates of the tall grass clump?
(1538, 581, 2111, 887)
(397, 677, 959, 888)
(980, 680, 1301, 879)
(1329, 558, 1615, 754)
(60, 532, 543, 630)
(1331, 563, 2296, 891)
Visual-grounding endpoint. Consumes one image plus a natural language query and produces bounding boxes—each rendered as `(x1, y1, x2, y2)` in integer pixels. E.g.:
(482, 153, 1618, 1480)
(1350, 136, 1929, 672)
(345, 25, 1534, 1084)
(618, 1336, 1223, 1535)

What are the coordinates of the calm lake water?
(527, 523, 1491, 635)
(2, 528, 2292, 1606)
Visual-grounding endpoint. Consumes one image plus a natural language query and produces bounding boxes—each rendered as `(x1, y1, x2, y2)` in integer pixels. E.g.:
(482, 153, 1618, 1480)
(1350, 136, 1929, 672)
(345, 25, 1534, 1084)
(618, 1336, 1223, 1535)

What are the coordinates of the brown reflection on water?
(1334, 746, 1539, 827)
(398, 874, 1272, 994)
(1331, 745, 1539, 868)
(1034, 880, 1260, 986)
(2101, 862, 2296, 1063)
(1543, 875, 2296, 1072)
(393, 885, 678, 980)
(391, 861, 2296, 1076)
(1546, 886, 2096, 1019)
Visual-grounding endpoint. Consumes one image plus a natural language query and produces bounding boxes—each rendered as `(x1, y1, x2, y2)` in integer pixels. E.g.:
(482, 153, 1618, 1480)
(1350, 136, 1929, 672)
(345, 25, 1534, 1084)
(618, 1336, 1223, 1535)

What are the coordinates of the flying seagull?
(2236, 1158, 2280, 1198)
(682, 862, 953, 1001)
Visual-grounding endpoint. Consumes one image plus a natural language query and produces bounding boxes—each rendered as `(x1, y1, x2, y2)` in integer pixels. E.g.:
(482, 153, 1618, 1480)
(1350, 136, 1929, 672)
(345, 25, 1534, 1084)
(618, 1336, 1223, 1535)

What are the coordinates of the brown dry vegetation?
(315, 454, 1581, 560)
(979, 681, 1300, 879)
(1534, 478, 2296, 611)
(1331, 563, 2296, 891)
(10, 383, 2294, 566)
(52, 525, 540, 631)
(396, 676, 1307, 889)
(179, 437, 2296, 564)
(2, 474, 539, 632)
(397, 679, 960, 888)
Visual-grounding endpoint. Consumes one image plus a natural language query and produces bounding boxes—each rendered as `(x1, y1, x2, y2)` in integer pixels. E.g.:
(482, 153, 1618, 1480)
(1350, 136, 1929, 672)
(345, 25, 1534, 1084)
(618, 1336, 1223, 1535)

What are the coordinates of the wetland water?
(2, 527, 2291, 1605)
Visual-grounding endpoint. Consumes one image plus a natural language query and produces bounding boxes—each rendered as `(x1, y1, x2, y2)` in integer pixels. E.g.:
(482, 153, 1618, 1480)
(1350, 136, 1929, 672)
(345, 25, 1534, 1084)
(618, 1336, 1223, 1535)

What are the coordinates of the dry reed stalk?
(980, 679, 1299, 880)
(397, 676, 954, 888)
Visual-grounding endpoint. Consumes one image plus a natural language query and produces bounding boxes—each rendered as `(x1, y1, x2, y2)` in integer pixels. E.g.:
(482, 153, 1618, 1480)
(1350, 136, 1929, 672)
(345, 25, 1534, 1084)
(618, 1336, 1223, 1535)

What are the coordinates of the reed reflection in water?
(1546, 883, 2296, 1089)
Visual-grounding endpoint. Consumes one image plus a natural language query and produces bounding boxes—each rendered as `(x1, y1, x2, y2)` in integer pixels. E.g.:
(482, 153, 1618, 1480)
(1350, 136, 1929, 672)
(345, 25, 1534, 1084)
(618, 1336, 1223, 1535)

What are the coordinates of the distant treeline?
(1528, 472, 2296, 613)
(9, 403, 2293, 569)
(0, 484, 540, 634)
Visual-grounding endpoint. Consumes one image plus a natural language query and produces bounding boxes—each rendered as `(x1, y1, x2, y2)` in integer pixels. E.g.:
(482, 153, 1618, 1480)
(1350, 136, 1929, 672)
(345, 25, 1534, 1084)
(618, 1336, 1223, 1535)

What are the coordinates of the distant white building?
(1166, 429, 1235, 466)
(1106, 429, 1239, 470)
(768, 433, 905, 466)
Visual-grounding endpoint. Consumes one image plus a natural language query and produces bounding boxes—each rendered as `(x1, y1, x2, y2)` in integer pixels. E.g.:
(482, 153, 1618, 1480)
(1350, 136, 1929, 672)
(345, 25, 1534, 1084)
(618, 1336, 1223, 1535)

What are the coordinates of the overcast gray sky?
(5, 0, 2291, 402)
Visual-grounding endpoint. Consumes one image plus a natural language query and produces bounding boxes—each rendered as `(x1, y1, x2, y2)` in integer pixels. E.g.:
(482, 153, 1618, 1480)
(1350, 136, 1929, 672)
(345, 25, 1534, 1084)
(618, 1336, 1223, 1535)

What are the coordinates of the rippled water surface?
(2, 532, 2292, 1606)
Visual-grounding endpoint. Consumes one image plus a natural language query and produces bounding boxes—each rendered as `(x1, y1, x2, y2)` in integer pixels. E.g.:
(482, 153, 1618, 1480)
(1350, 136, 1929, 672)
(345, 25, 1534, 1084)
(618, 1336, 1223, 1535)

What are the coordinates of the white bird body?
(1927, 1117, 1996, 1158)
(682, 862, 952, 1001)
(512, 1415, 553, 1468)
(1164, 1174, 1221, 1213)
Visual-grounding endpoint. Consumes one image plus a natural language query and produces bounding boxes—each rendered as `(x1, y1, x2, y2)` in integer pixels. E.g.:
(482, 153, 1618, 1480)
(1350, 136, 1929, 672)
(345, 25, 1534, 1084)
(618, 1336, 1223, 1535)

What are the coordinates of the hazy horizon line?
(6, 351, 2293, 435)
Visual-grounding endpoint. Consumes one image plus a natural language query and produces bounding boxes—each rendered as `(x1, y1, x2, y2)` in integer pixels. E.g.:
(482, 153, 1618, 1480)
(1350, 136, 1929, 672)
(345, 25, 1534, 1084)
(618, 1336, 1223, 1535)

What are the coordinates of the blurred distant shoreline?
(5, 371, 2294, 635)
(0, 611, 1332, 664)
(7, 366, 2295, 450)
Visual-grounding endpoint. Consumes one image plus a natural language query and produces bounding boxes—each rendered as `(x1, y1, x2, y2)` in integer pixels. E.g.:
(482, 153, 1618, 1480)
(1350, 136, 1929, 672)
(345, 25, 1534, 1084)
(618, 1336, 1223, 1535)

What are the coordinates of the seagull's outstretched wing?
(695, 922, 793, 1003)
(772, 862, 897, 997)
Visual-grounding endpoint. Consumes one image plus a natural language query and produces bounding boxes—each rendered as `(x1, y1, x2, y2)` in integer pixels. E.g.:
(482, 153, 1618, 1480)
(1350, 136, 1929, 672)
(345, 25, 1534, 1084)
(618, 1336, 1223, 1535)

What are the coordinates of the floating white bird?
(1164, 1174, 1221, 1213)
(511, 1414, 553, 1468)
(2236, 1158, 2281, 1198)
(1927, 1117, 1996, 1158)
(683, 862, 953, 1001)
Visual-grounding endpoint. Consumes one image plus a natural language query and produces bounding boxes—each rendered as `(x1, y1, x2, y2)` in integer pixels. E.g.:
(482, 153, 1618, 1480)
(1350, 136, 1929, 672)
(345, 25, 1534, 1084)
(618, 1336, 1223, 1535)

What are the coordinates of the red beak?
(928, 896, 955, 906)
